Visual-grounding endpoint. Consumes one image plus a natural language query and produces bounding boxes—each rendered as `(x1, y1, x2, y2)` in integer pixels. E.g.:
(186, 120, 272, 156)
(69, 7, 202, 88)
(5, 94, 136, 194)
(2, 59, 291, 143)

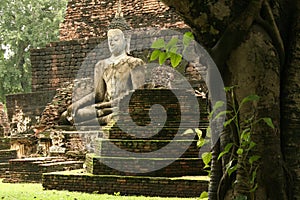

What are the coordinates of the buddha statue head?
(107, 1, 131, 55)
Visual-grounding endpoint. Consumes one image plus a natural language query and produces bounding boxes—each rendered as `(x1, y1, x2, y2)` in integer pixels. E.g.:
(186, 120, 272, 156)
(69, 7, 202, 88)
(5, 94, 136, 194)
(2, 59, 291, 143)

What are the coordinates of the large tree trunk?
(226, 25, 287, 200)
(160, 0, 295, 199)
(281, 1, 300, 199)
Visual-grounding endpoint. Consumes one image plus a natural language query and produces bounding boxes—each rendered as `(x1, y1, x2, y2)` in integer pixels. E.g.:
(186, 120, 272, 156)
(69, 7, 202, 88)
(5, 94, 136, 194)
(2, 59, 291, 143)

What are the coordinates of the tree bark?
(227, 25, 287, 200)
(160, 0, 293, 199)
(281, 0, 300, 199)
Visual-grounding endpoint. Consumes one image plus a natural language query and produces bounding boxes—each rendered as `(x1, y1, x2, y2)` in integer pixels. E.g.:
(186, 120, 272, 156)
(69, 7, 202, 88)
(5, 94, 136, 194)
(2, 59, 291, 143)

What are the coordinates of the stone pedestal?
(42, 89, 209, 197)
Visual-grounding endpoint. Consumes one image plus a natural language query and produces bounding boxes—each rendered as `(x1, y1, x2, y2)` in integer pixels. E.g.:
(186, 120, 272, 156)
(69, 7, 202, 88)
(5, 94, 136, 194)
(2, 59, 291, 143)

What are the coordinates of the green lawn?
(0, 179, 199, 200)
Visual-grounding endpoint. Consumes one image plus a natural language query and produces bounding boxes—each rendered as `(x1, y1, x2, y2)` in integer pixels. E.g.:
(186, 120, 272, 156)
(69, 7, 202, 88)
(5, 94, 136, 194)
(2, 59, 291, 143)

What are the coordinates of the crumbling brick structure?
(0, 103, 10, 137)
(59, 0, 188, 41)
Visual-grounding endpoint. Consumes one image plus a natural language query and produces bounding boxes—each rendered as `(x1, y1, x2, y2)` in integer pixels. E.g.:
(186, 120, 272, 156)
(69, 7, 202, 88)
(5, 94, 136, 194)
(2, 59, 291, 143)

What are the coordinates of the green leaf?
(158, 52, 168, 65)
(228, 164, 238, 176)
(250, 169, 258, 184)
(248, 141, 256, 150)
(166, 37, 178, 50)
(224, 117, 235, 127)
(217, 151, 228, 160)
(214, 110, 232, 121)
(250, 183, 258, 193)
(206, 127, 211, 138)
(262, 117, 275, 129)
(209, 101, 225, 119)
(202, 152, 212, 166)
(150, 49, 161, 61)
(169, 52, 182, 67)
(169, 46, 178, 54)
(183, 31, 194, 46)
(151, 38, 165, 49)
(195, 128, 202, 138)
(240, 128, 250, 141)
(226, 160, 237, 176)
(249, 155, 261, 165)
(241, 94, 260, 105)
(197, 138, 206, 147)
(237, 148, 244, 155)
(182, 128, 194, 135)
(224, 85, 236, 92)
(213, 101, 225, 110)
(225, 143, 234, 152)
(199, 191, 208, 199)
(218, 143, 233, 160)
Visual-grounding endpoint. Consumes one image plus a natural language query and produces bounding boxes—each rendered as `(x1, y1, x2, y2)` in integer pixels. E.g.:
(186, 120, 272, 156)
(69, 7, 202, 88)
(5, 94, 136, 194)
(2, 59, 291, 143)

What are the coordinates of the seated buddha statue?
(61, 23, 145, 126)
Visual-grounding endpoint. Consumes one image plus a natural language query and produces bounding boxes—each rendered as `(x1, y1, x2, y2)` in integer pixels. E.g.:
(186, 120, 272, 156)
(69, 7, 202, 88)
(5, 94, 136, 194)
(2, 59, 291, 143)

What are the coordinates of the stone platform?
(0, 149, 17, 178)
(0, 162, 10, 178)
(85, 153, 204, 177)
(43, 169, 209, 198)
(0, 138, 15, 178)
(0, 149, 17, 163)
(0, 138, 10, 150)
(41, 89, 209, 197)
(4, 157, 83, 183)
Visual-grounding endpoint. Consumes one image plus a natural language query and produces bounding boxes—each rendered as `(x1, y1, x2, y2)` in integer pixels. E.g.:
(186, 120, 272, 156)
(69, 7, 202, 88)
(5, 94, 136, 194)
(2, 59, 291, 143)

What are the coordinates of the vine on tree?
(199, 87, 275, 200)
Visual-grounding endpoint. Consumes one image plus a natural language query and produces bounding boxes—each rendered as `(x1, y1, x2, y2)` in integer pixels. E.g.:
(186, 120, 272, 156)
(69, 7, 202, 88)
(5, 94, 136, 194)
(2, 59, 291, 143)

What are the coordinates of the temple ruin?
(1, 0, 210, 197)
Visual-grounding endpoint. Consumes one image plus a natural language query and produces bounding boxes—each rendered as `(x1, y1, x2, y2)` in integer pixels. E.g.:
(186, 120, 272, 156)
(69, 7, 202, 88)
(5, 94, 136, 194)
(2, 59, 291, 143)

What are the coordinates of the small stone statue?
(49, 131, 66, 154)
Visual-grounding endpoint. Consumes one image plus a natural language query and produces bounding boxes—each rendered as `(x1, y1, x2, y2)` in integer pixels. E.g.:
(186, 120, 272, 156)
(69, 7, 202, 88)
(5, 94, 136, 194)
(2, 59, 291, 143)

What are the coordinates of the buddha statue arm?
(130, 59, 145, 89)
(67, 92, 94, 115)
(67, 61, 105, 114)
(94, 61, 106, 103)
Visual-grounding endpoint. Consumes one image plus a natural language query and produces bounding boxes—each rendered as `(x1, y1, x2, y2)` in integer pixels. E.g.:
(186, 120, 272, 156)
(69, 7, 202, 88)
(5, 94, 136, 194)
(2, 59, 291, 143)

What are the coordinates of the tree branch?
(210, 0, 264, 74)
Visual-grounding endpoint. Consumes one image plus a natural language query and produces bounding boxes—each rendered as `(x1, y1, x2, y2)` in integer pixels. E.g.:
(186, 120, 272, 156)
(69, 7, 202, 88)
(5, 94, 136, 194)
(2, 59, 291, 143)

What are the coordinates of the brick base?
(0, 149, 17, 162)
(85, 153, 205, 177)
(4, 157, 83, 183)
(0, 138, 10, 150)
(43, 170, 208, 198)
(0, 162, 9, 178)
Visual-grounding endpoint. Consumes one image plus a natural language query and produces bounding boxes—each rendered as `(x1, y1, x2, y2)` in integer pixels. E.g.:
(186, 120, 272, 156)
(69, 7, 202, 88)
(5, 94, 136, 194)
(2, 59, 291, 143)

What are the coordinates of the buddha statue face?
(107, 29, 127, 56)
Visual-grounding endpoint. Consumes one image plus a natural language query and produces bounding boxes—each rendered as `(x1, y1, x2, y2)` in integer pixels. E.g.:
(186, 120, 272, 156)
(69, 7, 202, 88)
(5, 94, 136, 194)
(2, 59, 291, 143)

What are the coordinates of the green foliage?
(215, 88, 275, 199)
(218, 143, 233, 160)
(185, 127, 212, 177)
(114, 191, 121, 196)
(202, 152, 212, 169)
(150, 32, 194, 67)
(0, 0, 68, 102)
(196, 127, 212, 174)
(234, 195, 248, 200)
(199, 191, 208, 199)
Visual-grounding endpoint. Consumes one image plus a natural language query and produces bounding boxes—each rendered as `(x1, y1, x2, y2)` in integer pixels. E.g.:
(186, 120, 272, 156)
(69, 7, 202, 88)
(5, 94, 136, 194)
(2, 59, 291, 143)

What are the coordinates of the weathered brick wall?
(30, 37, 107, 92)
(84, 89, 208, 177)
(95, 139, 200, 158)
(30, 29, 192, 92)
(108, 89, 208, 140)
(0, 150, 16, 162)
(0, 149, 16, 178)
(0, 103, 10, 137)
(6, 91, 56, 124)
(0, 138, 10, 150)
(5, 157, 83, 183)
(86, 153, 204, 177)
(60, 0, 188, 41)
(43, 171, 208, 197)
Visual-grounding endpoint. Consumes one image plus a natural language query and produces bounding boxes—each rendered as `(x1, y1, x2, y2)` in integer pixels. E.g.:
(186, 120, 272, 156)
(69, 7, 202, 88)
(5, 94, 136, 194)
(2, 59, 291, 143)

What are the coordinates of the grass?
(0, 179, 199, 200)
